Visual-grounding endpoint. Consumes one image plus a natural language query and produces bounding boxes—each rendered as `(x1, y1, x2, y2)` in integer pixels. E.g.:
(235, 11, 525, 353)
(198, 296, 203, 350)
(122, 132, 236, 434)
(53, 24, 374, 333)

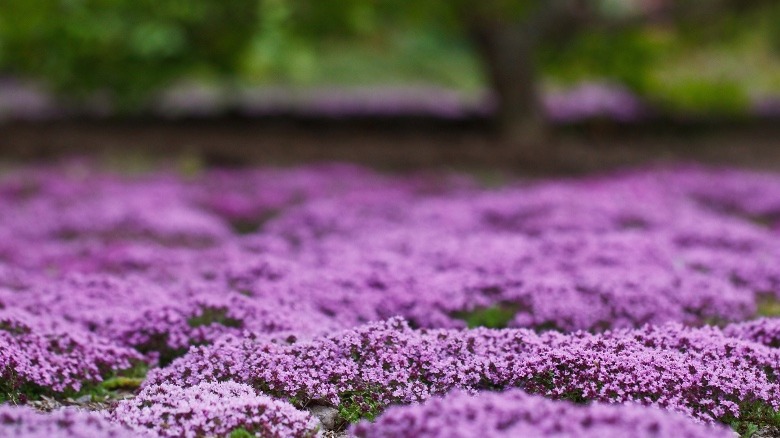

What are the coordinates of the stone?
(753, 427, 780, 438)
(307, 404, 341, 431)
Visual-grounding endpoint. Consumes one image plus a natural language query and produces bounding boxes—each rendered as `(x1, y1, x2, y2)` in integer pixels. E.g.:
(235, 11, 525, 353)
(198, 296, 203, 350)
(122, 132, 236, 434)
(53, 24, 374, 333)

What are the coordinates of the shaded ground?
(2, 79, 779, 173)
(1, 115, 779, 174)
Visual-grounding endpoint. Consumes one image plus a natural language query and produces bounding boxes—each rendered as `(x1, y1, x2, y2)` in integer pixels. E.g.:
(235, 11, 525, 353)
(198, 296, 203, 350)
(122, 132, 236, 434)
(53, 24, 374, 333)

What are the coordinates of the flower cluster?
(0, 405, 142, 437)
(147, 317, 780, 423)
(724, 318, 780, 348)
(0, 271, 340, 365)
(352, 389, 736, 438)
(0, 308, 141, 396)
(2, 162, 780, 435)
(110, 381, 317, 438)
(3, 164, 780, 338)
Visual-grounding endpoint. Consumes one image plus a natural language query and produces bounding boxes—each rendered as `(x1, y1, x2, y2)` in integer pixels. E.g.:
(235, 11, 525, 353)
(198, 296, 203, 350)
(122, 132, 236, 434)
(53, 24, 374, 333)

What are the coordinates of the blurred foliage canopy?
(0, 0, 778, 117)
(0, 0, 258, 107)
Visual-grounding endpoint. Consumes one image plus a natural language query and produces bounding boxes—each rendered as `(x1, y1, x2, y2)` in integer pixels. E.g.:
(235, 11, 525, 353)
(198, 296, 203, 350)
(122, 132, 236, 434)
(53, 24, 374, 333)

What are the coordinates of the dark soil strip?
(1, 116, 779, 174)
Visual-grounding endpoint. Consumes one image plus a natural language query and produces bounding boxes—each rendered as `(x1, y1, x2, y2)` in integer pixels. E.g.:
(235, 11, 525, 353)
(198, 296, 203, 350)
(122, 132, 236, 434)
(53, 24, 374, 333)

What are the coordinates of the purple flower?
(352, 389, 736, 438)
(111, 381, 317, 437)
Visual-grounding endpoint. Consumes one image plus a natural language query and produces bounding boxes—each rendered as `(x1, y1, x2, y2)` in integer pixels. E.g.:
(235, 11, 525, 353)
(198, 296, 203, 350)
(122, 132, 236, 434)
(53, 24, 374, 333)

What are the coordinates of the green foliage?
(643, 19, 780, 114)
(770, 11, 780, 53)
(101, 376, 144, 391)
(133, 333, 188, 368)
(652, 78, 750, 115)
(453, 304, 518, 329)
(187, 306, 243, 329)
(284, 0, 380, 38)
(229, 428, 255, 438)
(0, 0, 777, 118)
(541, 28, 669, 93)
(133, 306, 245, 368)
(0, 361, 147, 404)
(337, 388, 383, 423)
(75, 362, 149, 402)
(726, 402, 780, 437)
(0, 0, 259, 109)
(239, 0, 314, 83)
(526, 370, 589, 405)
(0, 372, 49, 405)
(757, 296, 780, 319)
(311, 30, 481, 90)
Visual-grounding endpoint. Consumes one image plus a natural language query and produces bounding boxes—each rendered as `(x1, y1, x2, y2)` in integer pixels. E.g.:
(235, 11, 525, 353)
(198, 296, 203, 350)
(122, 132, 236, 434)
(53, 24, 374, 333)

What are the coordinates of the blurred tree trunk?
(463, 1, 584, 149)
(464, 0, 638, 149)
(471, 23, 548, 147)
(462, 0, 776, 150)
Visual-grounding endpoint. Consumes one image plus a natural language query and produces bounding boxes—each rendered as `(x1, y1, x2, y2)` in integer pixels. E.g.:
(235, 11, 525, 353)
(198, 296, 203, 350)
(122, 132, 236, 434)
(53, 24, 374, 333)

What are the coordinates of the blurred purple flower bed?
(0, 79, 649, 122)
(2, 161, 780, 436)
(5, 75, 780, 123)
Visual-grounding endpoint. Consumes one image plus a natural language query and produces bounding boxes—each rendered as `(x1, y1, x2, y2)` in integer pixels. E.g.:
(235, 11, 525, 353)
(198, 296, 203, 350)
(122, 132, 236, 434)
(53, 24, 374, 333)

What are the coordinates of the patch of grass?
(282, 385, 381, 427)
(453, 304, 518, 329)
(227, 211, 281, 235)
(242, 27, 485, 93)
(101, 376, 144, 391)
(75, 362, 149, 402)
(187, 307, 243, 329)
(337, 388, 383, 424)
(134, 333, 189, 368)
(0, 362, 148, 404)
(229, 428, 254, 438)
(757, 295, 780, 317)
(727, 401, 780, 437)
(0, 373, 50, 405)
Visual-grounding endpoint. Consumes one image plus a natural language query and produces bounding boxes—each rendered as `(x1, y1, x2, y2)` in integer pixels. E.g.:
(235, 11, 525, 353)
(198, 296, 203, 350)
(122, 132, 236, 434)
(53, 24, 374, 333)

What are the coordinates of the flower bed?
(352, 389, 735, 438)
(1, 162, 780, 436)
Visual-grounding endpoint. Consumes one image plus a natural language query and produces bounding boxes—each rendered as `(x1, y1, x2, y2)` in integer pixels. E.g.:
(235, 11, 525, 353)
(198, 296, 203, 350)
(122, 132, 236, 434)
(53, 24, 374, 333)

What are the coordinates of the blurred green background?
(0, 0, 778, 119)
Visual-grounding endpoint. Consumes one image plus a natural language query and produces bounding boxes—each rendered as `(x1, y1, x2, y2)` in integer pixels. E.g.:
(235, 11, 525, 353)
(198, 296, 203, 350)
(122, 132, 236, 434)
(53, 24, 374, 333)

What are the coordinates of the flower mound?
(0, 308, 142, 398)
(147, 317, 780, 423)
(111, 381, 318, 438)
(0, 405, 141, 437)
(724, 318, 780, 348)
(352, 389, 736, 438)
(3, 163, 780, 435)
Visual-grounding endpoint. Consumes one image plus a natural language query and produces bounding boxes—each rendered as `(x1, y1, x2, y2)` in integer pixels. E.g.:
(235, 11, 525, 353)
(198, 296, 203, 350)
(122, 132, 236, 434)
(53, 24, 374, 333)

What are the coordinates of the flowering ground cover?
(1, 161, 780, 436)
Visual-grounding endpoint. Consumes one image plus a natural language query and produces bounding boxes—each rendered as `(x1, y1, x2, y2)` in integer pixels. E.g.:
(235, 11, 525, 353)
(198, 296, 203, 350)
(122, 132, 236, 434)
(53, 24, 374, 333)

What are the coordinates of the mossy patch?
(453, 304, 518, 329)
(228, 210, 281, 235)
(0, 373, 50, 404)
(0, 362, 148, 405)
(757, 295, 780, 317)
(75, 362, 149, 402)
(187, 307, 243, 329)
(727, 401, 780, 437)
(101, 376, 144, 391)
(229, 428, 254, 438)
(337, 388, 383, 424)
(134, 332, 189, 368)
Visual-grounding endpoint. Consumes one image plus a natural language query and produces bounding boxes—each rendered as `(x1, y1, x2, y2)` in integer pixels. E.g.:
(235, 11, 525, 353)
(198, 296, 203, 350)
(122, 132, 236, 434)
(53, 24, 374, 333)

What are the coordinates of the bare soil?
(1, 116, 779, 174)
